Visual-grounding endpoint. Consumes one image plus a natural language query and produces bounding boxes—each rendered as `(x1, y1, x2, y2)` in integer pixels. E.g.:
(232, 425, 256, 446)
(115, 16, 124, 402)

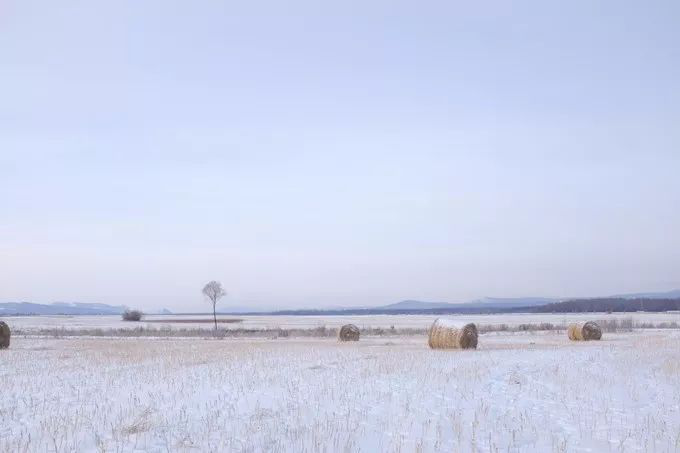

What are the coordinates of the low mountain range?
(2, 289, 680, 316)
(611, 289, 680, 300)
(0, 302, 127, 316)
(379, 297, 557, 311)
(373, 289, 680, 312)
(0, 302, 172, 316)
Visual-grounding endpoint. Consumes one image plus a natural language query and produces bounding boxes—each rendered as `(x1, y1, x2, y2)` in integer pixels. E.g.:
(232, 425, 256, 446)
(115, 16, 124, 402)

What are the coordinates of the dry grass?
(8, 317, 680, 340)
(2, 331, 680, 452)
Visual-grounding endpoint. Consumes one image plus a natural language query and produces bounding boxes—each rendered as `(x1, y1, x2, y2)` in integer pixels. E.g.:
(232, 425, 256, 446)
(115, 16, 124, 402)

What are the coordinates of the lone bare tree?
(202, 280, 226, 330)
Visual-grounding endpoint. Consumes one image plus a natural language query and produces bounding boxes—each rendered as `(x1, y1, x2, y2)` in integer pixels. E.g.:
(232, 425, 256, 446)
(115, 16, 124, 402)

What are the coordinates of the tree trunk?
(213, 302, 217, 330)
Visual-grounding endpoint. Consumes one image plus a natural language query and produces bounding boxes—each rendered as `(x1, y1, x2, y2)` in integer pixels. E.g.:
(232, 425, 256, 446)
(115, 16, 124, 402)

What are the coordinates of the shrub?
(122, 309, 143, 321)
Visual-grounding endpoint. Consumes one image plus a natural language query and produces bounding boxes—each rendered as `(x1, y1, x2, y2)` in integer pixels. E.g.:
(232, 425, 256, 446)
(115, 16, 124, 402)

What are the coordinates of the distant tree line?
(525, 298, 680, 313)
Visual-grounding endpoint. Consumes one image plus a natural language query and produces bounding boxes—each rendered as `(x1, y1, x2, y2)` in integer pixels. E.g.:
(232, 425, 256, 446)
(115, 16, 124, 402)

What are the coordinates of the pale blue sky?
(1, 0, 679, 311)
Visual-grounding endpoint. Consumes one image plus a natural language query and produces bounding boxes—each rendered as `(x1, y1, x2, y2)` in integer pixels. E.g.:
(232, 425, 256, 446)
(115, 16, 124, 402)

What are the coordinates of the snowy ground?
(7, 311, 680, 332)
(2, 330, 680, 452)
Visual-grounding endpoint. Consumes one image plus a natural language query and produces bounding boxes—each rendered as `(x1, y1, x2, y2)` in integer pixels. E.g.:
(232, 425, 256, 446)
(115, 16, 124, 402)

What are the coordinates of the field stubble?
(1, 329, 680, 452)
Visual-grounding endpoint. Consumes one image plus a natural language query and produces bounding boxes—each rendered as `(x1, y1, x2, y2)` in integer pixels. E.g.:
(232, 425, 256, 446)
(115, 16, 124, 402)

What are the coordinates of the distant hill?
(611, 289, 680, 300)
(379, 300, 458, 310)
(378, 297, 559, 311)
(377, 293, 680, 313)
(462, 297, 559, 308)
(1, 302, 134, 315)
(230, 291, 680, 316)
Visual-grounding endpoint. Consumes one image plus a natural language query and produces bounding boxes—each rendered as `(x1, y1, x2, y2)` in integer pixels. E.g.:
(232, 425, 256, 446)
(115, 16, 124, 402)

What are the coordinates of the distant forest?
(525, 298, 680, 313)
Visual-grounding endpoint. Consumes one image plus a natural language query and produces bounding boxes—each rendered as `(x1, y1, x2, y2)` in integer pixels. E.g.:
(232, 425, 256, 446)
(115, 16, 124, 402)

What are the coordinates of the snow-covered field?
(6, 311, 680, 332)
(2, 329, 680, 452)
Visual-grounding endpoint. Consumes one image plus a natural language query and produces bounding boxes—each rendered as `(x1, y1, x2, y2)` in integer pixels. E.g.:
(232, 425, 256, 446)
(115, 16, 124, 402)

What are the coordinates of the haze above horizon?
(1, 1, 679, 312)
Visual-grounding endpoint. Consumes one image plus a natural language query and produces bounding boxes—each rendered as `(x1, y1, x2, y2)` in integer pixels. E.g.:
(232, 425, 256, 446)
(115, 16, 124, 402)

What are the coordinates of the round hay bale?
(428, 319, 478, 349)
(0, 321, 10, 349)
(338, 324, 360, 342)
(567, 321, 602, 341)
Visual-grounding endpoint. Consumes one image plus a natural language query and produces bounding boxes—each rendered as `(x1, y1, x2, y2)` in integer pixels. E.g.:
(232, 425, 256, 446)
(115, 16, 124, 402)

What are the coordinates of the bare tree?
(202, 280, 226, 330)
